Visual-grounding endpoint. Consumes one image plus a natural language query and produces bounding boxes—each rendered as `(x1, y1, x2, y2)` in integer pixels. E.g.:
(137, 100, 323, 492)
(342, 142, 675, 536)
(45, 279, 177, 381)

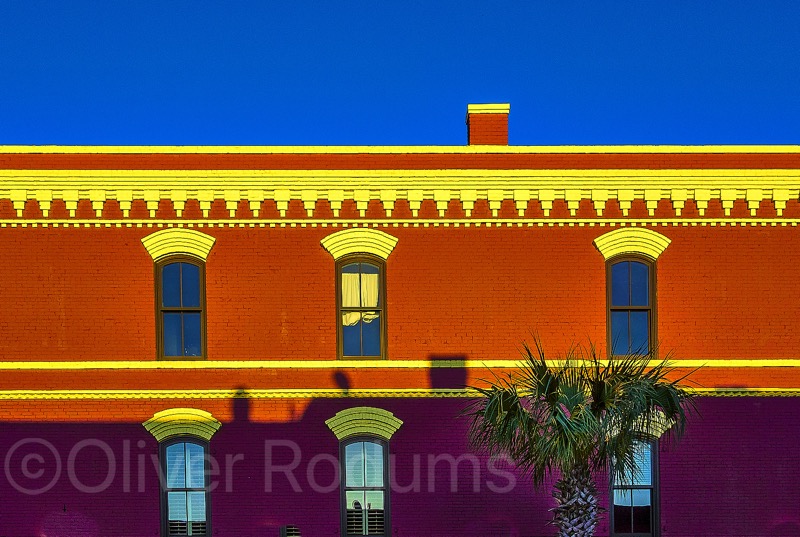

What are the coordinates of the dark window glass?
(163, 441, 209, 536)
(162, 264, 181, 307)
(181, 264, 201, 308)
(630, 262, 649, 306)
(632, 490, 652, 533)
(611, 311, 629, 356)
(630, 311, 649, 354)
(158, 260, 205, 359)
(611, 262, 630, 306)
(342, 440, 388, 536)
(183, 313, 202, 356)
(613, 490, 633, 533)
(163, 314, 183, 357)
(343, 323, 362, 357)
(339, 258, 385, 359)
(609, 260, 652, 355)
(612, 441, 656, 536)
(361, 314, 381, 356)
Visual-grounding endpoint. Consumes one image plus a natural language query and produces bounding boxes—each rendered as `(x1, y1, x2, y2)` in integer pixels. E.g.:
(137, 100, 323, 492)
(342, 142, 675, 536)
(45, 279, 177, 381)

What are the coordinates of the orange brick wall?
(467, 114, 509, 145)
(0, 224, 798, 362)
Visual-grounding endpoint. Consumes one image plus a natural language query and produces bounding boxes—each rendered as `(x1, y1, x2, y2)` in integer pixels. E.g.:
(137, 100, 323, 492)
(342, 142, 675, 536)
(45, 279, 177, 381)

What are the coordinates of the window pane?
(345, 442, 365, 487)
(164, 313, 183, 357)
(166, 443, 186, 488)
(632, 488, 651, 507)
(611, 311, 629, 355)
(630, 311, 649, 355)
(346, 490, 366, 509)
(613, 489, 632, 533)
(611, 262, 630, 306)
(187, 491, 207, 522)
(342, 319, 362, 357)
(363, 442, 384, 487)
(360, 273, 380, 308)
(364, 490, 384, 510)
(183, 313, 202, 356)
(342, 272, 361, 308)
(361, 263, 380, 275)
(162, 263, 181, 307)
(167, 491, 188, 521)
(360, 263, 380, 308)
(342, 263, 361, 273)
(630, 262, 649, 306)
(632, 444, 652, 485)
(346, 490, 367, 536)
(361, 315, 381, 357)
(365, 491, 385, 535)
(632, 490, 652, 532)
(181, 263, 200, 308)
(185, 443, 205, 488)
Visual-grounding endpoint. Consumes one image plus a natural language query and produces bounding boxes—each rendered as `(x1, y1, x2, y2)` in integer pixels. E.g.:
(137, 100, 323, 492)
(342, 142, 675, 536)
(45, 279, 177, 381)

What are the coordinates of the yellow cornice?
(0, 359, 797, 370)
(2, 168, 799, 218)
(142, 408, 222, 441)
(0, 387, 797, 399)
(3, 145, 800, 154)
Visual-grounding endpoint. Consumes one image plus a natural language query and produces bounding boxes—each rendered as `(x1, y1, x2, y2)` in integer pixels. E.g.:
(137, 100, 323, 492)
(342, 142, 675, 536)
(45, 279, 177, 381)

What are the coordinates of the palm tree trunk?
(551, 465, 600, 537)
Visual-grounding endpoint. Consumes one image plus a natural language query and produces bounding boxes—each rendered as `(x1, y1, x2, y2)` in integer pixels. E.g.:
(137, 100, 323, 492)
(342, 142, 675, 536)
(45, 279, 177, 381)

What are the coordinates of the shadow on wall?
(428, 354, 467, 389)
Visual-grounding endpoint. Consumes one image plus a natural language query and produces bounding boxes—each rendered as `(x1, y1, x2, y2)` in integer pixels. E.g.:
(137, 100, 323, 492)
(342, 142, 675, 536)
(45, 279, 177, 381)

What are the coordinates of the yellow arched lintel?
(320, 228, 398, 260)
(593, 227, 671, 261)
(325, 406, 403, 441)
(634, 410, 673, 439)
(610, 410, 673, 440)
(141, 228, 216, 262)
(142, 408, 222, 442)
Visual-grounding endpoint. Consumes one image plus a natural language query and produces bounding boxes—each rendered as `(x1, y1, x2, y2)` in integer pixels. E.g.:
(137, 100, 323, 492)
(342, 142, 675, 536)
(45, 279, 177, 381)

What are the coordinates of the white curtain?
(341, 273, 379, 326)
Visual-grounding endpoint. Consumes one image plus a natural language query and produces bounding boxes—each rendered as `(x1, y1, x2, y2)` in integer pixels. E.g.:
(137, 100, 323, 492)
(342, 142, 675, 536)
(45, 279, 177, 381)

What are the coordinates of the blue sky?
(1, 1, 798, 145)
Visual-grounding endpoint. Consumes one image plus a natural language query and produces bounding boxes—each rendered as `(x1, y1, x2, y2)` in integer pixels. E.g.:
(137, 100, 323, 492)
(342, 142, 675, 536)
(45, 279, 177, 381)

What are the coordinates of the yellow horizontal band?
(1, 219, 799, 229)
(4, 168, 800, 180)
(0, 359, 797, 370)
(3, 145, 800, 154)
(0, 387, 796, 400)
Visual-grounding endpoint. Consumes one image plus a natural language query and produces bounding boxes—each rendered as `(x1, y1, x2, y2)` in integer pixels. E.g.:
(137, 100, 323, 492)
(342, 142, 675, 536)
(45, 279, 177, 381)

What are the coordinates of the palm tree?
(466, 338, 695, 537)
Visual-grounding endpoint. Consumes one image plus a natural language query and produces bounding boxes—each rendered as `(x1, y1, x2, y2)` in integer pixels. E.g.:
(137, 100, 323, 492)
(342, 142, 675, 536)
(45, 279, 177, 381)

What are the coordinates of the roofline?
(2, 145, 800, 154)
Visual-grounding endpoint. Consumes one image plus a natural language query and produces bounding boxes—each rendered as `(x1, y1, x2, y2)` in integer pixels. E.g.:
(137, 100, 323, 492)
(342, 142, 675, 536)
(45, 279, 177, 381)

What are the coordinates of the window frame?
(339, 436, 391, 537)
(335, 254, 388, 360)
(606, 255, 657, 357)
(609, 440, 660, 537)
(159, 436, 212, 537)
(155, 255, 207, 360)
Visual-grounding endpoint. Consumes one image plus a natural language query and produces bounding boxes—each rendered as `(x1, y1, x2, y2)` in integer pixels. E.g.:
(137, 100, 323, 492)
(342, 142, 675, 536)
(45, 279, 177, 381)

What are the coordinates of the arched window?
(161, 438, 210, 536)
(326, 407, 401, 537)
(341, 438, 389, 537)
(337, 256, 386, 359)
(320, 228, 398, 360)
(611, 440, 659, 536)
(608, 258, 655, 356)
(157, 257, 206, 359)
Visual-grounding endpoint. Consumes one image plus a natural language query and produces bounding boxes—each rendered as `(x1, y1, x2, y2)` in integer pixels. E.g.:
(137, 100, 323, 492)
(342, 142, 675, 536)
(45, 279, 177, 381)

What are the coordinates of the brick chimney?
(466, 103, 510, 145)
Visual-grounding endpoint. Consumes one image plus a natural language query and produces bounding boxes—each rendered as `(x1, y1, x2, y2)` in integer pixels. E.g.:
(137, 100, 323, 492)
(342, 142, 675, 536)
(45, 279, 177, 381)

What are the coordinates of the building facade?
(0, 104, 799, 536)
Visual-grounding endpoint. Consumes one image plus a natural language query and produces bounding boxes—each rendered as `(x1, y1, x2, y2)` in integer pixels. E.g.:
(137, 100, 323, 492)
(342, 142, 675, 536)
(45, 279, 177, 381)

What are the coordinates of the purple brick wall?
(0, 397, 797, 537)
